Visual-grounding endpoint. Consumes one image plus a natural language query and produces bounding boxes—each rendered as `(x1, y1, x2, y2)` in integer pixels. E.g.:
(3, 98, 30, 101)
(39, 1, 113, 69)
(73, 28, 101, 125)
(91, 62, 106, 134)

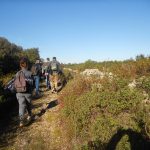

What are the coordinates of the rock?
(80, 69, 114, 79)
(128, 79, 136, 89)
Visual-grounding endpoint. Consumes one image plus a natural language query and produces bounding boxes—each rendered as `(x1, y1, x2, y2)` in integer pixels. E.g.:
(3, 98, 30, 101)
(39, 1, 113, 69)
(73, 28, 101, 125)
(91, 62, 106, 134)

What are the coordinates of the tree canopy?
(0, 37, 40, 75)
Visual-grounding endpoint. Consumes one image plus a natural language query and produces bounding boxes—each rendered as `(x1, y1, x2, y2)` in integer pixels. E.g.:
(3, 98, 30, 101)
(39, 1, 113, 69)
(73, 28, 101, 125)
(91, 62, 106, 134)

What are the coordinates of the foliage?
(64, 56, 150, 79)
(0, 73, 15, 105)
(24, 48, 40, 65)
(0, 37, 40, 74)
(136, 76, 150, 97)
(60, 75, 147, 149)
(63, 69, 74, 82)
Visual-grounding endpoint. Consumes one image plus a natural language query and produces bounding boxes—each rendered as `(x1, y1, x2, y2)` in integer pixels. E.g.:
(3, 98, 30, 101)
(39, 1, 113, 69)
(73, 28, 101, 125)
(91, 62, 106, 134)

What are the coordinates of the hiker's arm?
(25, 77, 33, 86)
(57, 62, 62, 73)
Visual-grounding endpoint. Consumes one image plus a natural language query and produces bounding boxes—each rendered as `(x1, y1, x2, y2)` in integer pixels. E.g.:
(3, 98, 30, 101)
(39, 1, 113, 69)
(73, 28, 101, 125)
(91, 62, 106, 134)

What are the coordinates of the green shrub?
(60, 76, 146, 149)
(0, 73, 15, 105)
(136, 76, 150, 97)
(63, 69, 74, 81)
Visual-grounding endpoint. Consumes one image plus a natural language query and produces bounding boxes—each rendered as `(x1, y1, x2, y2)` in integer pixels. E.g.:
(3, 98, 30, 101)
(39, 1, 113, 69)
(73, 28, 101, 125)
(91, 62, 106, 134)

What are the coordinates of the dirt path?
(0, 85, 66, 150)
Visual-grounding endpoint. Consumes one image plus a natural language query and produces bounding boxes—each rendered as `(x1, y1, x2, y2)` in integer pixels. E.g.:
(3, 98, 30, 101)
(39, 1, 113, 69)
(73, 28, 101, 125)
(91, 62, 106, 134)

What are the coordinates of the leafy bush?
(0, 37, 40, 75)
(64, 57, 150, 79)
(60, 75, 146, 149)
(63, 69, 74, 82)
(136, 76, 150, 97)
(0, 73, 15, 105)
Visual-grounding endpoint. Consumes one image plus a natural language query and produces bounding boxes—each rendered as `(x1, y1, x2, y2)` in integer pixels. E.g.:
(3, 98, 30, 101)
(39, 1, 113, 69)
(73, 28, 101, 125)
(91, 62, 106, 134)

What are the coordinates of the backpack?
(14, 71, 27, 93)
(51, 62, 58, 71)
(44, 64, 49, 73)
(31, 64, 40, 75)
(44, 66, 50, 73)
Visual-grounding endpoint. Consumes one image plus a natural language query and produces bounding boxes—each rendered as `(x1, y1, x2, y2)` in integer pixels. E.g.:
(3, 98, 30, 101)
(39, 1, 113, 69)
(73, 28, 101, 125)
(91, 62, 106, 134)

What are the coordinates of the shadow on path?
(25, 99, 59, 127)
(33, 99, 59, 118)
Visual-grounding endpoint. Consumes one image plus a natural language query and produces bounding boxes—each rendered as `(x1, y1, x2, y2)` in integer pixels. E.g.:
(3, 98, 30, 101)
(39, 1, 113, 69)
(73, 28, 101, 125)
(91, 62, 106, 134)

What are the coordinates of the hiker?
(31, 59, 42, 97)
(50, 57, 62, 93)
(42, 58, 51, 90)
(5, 57, 33, 127)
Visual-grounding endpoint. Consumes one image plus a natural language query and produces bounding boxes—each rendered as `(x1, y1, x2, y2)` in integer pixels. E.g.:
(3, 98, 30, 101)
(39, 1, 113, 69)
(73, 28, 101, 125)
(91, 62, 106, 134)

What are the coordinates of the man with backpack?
(31, 59, 42, 97)
(5, 57, 33, 127)
(50, 57, 61, 93)
(42, 58, 51, 90)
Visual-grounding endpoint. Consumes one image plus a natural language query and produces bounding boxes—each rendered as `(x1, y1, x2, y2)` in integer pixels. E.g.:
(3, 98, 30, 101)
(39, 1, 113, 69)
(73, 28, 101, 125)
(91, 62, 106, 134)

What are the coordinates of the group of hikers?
(5, 56, 63, 127)
(31, 56, 62, 96)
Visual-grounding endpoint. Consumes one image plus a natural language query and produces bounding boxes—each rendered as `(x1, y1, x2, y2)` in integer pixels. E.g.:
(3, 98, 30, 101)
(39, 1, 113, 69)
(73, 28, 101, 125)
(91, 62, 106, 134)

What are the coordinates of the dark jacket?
(31, 63, 42, 76)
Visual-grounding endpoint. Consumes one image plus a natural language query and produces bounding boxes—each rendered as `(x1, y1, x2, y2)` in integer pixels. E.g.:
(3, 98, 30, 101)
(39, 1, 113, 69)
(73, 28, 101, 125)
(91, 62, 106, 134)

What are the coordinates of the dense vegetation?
(65, 55, 150, 79)
(60, 57, 150, 149)
(0, 37, 40, 105)
(0, 37, 40, 75)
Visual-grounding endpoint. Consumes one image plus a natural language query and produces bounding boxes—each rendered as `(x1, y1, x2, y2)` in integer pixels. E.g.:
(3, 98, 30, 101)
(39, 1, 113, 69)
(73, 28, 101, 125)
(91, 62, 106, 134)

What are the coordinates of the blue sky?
(0, 0, 150, 63)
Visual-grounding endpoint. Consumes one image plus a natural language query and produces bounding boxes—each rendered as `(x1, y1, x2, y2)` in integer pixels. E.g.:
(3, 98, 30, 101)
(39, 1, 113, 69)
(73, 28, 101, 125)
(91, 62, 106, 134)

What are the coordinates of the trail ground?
(0, 83, 67, 150)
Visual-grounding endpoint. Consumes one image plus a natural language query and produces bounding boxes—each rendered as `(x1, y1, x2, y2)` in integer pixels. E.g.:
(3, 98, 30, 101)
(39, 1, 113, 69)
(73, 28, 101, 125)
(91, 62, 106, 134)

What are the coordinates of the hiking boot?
(19, 121, 24, 128)
(27, 115, 32, 122)
(34, 93, 42, 99)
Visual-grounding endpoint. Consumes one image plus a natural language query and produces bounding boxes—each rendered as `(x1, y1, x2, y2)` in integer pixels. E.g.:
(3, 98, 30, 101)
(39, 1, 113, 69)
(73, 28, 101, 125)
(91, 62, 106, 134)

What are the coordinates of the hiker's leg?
(54, 74, 59, 90)
(16, 93, 26, 121)
(47, 74, 50, 89)
(34, 75, 40, 95)
(50, 75, 55, 91)
(48, 74, 51, 89)
(45, 75, 48, 87)
(46, 75, 50, 89)
(25, 93, 32, 116)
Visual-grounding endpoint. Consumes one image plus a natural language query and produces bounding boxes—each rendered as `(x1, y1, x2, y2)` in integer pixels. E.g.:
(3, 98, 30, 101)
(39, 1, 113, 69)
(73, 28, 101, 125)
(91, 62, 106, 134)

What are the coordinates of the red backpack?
(14, 71, 27, 93)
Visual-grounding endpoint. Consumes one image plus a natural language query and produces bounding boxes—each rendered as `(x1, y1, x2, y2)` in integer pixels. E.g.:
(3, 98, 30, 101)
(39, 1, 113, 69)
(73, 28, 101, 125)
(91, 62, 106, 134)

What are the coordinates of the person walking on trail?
(50, 57, 61, 93)
(5, 57, 34, 127)
(42, 58, 51, 90)
(31, 59, 42, 97)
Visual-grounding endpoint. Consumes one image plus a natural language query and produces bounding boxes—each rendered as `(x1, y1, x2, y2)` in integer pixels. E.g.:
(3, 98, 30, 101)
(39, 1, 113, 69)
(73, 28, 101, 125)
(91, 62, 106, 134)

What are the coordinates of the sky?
(0, 0, 150, 63)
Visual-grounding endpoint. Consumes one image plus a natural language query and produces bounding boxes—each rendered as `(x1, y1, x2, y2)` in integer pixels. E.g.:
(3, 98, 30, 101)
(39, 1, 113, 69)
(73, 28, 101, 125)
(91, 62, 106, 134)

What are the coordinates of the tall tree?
(0, 37, 41, 74)
(24, 48, 40, 64)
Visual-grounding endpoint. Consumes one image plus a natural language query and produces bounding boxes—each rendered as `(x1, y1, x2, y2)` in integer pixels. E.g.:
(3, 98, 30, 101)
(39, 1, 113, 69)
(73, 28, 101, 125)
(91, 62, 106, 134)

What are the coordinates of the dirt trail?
(0, 85, 66, 150)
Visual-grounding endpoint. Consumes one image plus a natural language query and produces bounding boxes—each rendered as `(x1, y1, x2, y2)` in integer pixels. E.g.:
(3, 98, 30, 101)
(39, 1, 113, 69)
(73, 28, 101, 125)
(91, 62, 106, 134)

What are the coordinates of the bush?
(0, 73, 15, 105)
(136, 76, 150, 97)
(60, 75, 146, 149)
